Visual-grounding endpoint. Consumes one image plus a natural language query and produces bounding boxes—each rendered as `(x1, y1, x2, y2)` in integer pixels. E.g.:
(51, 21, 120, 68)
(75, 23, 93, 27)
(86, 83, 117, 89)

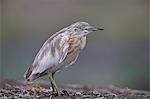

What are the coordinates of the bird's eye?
(84, 28, 88, 30)
(74, 28, 78, 31)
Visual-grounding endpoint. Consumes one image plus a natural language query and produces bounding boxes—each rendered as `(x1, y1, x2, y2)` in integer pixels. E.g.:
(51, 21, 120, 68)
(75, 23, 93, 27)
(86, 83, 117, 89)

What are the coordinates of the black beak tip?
(98, 27, 104, 31)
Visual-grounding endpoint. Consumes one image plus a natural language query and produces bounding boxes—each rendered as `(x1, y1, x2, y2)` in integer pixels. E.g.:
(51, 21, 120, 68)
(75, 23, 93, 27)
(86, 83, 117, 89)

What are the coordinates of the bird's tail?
(24, 66, 38, 82)
(24, 66, 33, 79)
(24, 65, 41, 82)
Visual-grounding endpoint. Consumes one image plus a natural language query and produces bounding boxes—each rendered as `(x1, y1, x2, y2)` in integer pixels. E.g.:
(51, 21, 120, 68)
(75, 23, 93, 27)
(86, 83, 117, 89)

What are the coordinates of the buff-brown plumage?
(24, 22, 104, 93)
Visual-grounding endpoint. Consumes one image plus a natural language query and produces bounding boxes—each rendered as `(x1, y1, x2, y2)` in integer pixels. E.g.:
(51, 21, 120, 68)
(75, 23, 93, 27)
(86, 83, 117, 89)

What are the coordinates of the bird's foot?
(51, 89, 69, 96)
(62, 90, 69, 96)
(51, 91, 63, 96)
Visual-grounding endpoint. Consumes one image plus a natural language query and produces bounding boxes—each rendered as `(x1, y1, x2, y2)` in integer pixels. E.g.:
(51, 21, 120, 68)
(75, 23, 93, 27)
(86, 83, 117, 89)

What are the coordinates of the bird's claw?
(51, 90, 64, 96)
(51, 89, 69, 96)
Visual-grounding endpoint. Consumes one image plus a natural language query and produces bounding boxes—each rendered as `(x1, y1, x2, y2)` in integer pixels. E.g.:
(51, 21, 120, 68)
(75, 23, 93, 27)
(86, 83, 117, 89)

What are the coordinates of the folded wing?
(24, 33, 70, 81)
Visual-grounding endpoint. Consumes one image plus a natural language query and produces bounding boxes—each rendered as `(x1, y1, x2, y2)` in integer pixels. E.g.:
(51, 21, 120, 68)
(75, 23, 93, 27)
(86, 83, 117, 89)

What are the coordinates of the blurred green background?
(1, 0, 149, 90)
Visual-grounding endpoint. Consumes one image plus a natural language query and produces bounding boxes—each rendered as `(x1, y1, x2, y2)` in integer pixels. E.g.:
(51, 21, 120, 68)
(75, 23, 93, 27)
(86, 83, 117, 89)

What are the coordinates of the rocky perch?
(0, 79, 150, 99)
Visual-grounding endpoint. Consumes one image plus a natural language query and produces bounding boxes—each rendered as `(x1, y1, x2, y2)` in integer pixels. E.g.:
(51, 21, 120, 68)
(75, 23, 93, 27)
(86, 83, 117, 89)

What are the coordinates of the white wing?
(31, 33, 70, 75)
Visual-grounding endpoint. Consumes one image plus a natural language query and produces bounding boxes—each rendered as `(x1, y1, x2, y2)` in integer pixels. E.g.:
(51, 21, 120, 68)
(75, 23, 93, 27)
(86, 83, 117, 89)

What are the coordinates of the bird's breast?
(68, 36, 86, 55)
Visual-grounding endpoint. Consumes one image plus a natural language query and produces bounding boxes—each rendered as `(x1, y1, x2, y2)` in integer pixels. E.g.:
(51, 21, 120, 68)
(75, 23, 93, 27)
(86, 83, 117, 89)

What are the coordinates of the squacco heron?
(24, 22, 104, 95)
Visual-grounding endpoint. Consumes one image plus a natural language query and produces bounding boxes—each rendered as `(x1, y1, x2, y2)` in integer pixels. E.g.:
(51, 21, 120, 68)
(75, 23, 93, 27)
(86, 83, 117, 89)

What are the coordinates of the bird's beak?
(86, 26, 104, 31)
(97, 27, 104, 31)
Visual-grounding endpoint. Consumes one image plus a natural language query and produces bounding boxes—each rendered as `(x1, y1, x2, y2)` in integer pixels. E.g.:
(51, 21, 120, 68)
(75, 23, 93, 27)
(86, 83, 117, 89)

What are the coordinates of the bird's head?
(69, 22, 104, 35)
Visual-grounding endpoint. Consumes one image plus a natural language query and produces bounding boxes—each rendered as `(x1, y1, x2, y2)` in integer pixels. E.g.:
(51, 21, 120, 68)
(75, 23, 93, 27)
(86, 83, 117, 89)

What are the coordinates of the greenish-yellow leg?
(51, 80, 55, 92)
(50, 72, 55, 92)
(48, 72, 62, 95)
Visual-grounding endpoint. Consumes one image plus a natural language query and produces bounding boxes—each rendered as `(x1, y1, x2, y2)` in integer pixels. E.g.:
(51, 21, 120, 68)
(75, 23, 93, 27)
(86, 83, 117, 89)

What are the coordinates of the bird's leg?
(48, 72, 62, 95)
(50, 72, 55, 92)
